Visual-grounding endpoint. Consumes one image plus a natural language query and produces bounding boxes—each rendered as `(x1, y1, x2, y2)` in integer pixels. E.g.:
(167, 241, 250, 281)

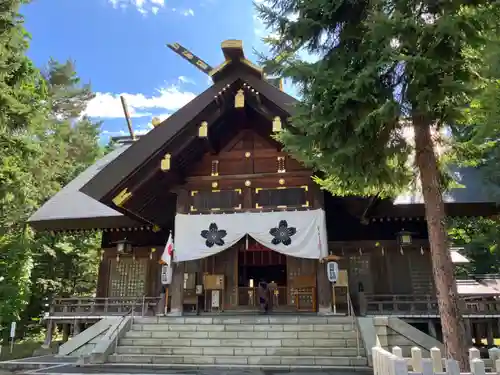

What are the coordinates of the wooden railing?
(49, 296, 161, 317)
(360, 294, 500, 316)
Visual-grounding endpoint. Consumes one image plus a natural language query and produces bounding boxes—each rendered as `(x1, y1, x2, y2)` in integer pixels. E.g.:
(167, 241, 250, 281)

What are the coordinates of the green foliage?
(0, 2, 104, 342)
(256, 0, 500, 197)
(449, 217, 500, 276)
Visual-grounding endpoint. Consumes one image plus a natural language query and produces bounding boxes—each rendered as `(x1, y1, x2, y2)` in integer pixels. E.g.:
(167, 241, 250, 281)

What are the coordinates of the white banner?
(174, 209, 328, 262)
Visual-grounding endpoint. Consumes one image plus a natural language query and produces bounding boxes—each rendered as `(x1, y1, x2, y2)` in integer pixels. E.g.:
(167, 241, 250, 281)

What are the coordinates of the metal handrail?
(109, 299, 139, 354)
(347, 291, 362, 358)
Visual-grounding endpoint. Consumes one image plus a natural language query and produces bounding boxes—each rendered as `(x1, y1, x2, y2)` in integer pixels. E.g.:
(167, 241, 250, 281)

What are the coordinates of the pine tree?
(256, 0, 500, 368)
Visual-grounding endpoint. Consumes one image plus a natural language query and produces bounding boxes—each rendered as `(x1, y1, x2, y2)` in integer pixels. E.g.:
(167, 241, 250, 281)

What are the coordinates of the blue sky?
(22, 0, 277, 141)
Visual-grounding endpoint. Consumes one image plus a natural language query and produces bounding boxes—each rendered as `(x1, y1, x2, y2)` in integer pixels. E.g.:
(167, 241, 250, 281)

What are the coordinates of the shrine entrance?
(237, 238, 289, 310)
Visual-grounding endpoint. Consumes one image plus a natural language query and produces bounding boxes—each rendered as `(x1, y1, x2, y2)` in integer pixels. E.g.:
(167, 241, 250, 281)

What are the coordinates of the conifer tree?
(256, 0, 500, 368)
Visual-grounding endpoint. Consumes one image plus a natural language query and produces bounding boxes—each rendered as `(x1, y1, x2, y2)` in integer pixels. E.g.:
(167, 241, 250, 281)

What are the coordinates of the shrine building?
(27, 40, 500, 365)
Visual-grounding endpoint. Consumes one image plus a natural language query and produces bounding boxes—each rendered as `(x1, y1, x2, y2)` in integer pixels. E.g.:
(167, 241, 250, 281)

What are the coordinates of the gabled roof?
(80, 64, 298, 207)
(28, 145, 141, 231)
(395, 166, 499, 205)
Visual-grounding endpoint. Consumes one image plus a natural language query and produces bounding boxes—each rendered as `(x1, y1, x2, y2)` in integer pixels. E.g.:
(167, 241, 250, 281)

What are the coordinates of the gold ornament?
(235, 89, 244, 108)
(198, 121, 208, 137)
(272, 116, 282, 132)
(161, 154, 171, 171)
(152, 117, 161, 127)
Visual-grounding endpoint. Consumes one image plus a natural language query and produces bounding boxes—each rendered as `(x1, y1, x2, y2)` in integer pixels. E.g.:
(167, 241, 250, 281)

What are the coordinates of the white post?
(392, 346, 403, 358)
(372, 347, 381, 375)
(446, 359, 460, 375)
(469, 347, 481, 362)
(470, 358, 486, 375)
(392, 357, 408, 375)
(411, 346, 423, 372)
(430, 347, 443, 372)
(421, 358, 434, 375)
(488, 347, 500, 361)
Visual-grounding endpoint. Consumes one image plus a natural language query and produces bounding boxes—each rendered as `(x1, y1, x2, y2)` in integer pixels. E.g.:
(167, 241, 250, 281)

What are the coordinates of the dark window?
(255, 187, 307, 208)
(191, 190, 241, 211)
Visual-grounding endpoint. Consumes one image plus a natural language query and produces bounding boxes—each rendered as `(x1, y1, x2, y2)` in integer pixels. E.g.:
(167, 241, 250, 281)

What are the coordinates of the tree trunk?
(413, 117, 469, 370)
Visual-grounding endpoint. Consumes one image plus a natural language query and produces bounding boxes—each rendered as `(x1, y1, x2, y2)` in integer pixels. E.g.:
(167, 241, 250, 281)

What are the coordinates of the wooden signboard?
(203, 274, 225, 290)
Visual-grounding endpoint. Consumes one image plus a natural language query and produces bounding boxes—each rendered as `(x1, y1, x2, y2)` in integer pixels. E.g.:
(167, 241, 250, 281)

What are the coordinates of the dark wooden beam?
(185, 170, 312, 182)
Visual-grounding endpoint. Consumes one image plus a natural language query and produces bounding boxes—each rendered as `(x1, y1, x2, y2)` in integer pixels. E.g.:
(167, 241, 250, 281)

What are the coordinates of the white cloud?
(181, 8, 195, 16)
(170, 7, 194, 16)
(85, 86, 196, 119)
(108, 0, 165, 15)
(178, 76, 195, 85)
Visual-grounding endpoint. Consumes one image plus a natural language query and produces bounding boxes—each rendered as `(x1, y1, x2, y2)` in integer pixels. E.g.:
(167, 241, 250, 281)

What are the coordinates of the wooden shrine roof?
(28, 145, 141, 232)
(79, 58, 298, 222)
(27, 40, 499, 232)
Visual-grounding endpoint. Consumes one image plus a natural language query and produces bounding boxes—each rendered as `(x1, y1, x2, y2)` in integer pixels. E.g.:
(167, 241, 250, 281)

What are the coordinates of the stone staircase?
(108, 315, 368, 369)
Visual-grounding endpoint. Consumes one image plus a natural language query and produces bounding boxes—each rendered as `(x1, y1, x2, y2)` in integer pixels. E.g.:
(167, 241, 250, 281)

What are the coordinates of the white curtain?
(174, 209, 328, 262)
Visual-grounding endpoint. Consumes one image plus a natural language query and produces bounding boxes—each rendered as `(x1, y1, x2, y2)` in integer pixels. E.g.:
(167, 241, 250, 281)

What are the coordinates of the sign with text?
(10, 322, 16, 338)
(327, 262, 339, 283)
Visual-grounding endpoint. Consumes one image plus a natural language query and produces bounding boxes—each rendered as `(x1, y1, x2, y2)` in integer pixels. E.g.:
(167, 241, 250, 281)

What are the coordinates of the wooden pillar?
(486, 320, 494, 346)
(62, 324, 70, 342)
(169, 262, 185, 316)
(428, 320, 438, 339)
(42, 320, 54, 349)
(464, 318, 473, 346)
(317, 262, 333, 315)
(73, 321, 81, 336)
(473, 321, 482, 345)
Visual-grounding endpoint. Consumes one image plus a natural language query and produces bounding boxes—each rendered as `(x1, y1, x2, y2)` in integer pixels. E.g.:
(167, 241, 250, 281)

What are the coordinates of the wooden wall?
(180, 128, 318, 213)
(96, 246, 163, 298)
(334, 244, 434, 299)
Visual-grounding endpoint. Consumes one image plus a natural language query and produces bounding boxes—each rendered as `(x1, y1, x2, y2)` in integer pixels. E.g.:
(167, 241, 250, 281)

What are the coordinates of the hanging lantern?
(198, 121, 208, 138)
(114, 239, 133, 254)
(235, 89, 244, 108)
(116, 254, 120, 263)
(161, 154, 171, 171)
(272, 116, 282, 132)
(397, 230, 413, 246)
(150, 247, 156, 260)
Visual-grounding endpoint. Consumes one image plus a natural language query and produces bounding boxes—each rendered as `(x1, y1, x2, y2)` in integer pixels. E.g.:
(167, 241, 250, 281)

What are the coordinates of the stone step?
(119, 337, 359, 348)
(116, 345, 365, 357)
(109, 354, 368, 367)
(133, 316, 354, 325)
(124, 328, 358, 340)
(131, 322, 354, 332)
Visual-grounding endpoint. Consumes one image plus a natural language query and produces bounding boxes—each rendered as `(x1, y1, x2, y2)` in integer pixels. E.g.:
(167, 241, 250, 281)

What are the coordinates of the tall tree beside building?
(0, 0, 47, 341)
(19, 60, 104, 337)
(256, 0, 500, 368)
(0, 1, 104, 339)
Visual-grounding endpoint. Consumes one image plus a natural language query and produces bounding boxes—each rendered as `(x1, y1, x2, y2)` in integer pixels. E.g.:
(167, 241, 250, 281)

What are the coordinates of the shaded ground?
(1, 355, 371, 375)
(22, 364, 371, 375)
